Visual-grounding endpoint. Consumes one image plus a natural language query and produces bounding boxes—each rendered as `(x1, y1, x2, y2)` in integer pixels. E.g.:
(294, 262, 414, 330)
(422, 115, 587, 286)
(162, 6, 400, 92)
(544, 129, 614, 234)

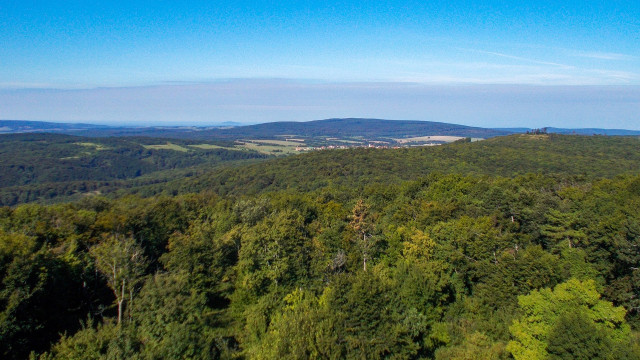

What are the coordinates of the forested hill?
(170, 118, 515, 140)
(3, 133, 639, 206)
(0, 133, 267, 205)
(1, 118, 514, 139)
(142, 134, 640, 197)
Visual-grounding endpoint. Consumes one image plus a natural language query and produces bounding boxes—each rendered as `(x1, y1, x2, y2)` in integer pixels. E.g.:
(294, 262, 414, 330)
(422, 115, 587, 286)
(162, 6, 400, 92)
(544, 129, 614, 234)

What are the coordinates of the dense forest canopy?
(136, 134, 640, 198)
(0, 133, 266, 206)
(0, 133, 639, 359)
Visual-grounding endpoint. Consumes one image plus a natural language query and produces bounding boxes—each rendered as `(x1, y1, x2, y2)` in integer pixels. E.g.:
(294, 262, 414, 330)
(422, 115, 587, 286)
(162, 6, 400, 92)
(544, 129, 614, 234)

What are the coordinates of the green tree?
(540, 209, 586, 250)
(42, 318, 121, 360)
(90, 235, 147, 325)
(234, 209, 310, 299)
(507, 278, 631, 360)
(324, 272, 418, 359)
(131, 272, 230, 359)
(546, 311, 611, 360)
(0, 231, 91, 359)
(247, 289, 335, 359)
(435, 331, 508, 360)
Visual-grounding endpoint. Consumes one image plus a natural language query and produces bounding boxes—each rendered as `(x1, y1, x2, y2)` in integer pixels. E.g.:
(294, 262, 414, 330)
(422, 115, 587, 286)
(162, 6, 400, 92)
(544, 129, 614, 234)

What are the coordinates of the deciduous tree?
(90, 235, 146, 325)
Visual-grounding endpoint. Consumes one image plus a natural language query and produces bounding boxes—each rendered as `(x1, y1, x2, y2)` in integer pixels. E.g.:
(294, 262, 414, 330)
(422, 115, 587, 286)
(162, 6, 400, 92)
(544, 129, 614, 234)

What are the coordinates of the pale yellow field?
(335, 139, 363, 144)
(394, 136, 465, 143)
(244, 139, 304, 146)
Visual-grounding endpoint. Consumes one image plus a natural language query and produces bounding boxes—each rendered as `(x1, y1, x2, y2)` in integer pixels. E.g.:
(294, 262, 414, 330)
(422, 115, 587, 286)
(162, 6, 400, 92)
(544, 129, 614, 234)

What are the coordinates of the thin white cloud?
(392, 74, 586, 86)
(582, 69, 640, 82)
(0, 82, 83, 90)
(572, 51, 636, 61)
(458, 48, 574, 68)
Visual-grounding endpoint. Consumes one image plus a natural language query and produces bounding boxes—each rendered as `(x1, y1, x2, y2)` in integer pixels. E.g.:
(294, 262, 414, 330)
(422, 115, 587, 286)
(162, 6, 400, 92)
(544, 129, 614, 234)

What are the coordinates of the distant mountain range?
(170, 118, 515, 140)
(0, 120, 108, 133)
(2, 118, 639, 139)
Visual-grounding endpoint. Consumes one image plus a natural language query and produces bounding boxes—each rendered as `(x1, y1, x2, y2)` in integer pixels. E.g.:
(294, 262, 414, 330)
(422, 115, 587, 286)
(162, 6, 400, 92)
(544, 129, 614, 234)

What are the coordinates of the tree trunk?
(363, 234, 367, 272)
(118, 278, 125, 325)
(129, 288, 134, 322)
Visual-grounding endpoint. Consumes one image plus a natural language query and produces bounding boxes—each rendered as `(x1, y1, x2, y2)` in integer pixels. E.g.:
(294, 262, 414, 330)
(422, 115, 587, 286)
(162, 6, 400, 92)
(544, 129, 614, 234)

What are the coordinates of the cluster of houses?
(295, 143, 416, 152)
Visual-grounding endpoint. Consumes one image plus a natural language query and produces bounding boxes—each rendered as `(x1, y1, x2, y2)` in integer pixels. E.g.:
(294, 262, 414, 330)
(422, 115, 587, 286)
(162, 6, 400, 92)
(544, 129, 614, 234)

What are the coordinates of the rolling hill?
(0, 118, 513, 139)
(124, 133, 640, 198)
(4, 118, 640, 141)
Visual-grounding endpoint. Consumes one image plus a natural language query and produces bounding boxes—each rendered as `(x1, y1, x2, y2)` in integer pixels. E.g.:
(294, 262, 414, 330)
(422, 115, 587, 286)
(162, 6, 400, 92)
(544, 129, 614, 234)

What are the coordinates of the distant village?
(295, 142, 446, 152)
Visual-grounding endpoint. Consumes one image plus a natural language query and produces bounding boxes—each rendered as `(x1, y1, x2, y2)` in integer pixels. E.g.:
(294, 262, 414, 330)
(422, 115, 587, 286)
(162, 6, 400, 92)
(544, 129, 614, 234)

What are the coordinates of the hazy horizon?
(2, 81, 639, 130)
(2, 2, 638, 128)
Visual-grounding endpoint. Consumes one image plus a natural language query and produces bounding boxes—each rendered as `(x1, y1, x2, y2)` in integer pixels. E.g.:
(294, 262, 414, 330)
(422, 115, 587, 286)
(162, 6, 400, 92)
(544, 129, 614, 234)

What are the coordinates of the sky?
(1, 1, 639, 128)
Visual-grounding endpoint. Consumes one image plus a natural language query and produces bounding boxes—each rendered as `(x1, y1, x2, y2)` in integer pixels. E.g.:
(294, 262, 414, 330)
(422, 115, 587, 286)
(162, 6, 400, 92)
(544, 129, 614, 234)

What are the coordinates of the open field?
(144, 139, 303, 155)
(143, 143, 189, 152)
(188, 144, 228, 150)
(394, 135, 465, 143)
(245, 139, 305, 146)
(334, 139, 363, 144)
(235, 140, 300, 155)
(75, 142, 110, 150)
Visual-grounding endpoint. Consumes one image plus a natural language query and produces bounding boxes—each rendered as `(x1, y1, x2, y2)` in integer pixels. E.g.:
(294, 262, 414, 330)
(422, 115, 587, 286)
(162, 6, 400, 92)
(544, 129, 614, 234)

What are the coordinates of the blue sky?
(1, 1, 639, 127)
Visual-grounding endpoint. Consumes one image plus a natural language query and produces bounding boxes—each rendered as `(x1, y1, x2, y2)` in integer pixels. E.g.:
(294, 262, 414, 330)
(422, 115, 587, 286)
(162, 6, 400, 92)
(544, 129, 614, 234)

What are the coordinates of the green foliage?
(545, 311, 612, 360)
(161, 134, 640, 197)
(234, 209, 311, 302)
(90, 235, 147, 324)
(1, 134, 640, 358)
(0, 229, 98, 359)
(540, 209, 586, 250)
(507, 278, 631, 360)
(0, 133, 267, 206)
(435, 331, 509, 360)
(130, 272, 229, 359)
(44, 319, 119, 360)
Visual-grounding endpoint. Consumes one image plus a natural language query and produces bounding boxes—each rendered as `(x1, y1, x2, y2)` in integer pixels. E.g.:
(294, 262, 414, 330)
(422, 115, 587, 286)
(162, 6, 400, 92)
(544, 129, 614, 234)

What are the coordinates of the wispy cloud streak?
(459, 48, 574, 68)
(572, 51, 636, 61)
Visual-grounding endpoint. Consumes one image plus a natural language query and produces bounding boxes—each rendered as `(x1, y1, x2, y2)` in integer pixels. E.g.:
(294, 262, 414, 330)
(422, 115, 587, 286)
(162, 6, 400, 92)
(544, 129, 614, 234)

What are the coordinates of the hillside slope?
(178, 118, 515, 139)
(2, 118, 514, 139)
(3, 133, 639, 205)
(0, 133, 267, 205)
(136, 134, 640, 197)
